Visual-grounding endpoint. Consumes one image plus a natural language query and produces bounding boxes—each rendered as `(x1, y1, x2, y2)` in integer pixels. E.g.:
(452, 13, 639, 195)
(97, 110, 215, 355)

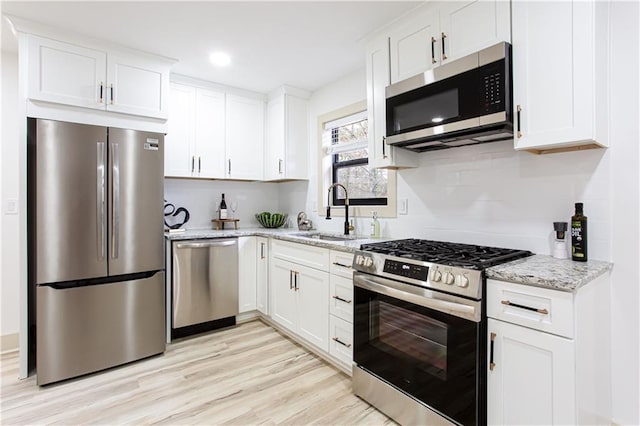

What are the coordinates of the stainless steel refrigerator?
(27, 118, 166, 385)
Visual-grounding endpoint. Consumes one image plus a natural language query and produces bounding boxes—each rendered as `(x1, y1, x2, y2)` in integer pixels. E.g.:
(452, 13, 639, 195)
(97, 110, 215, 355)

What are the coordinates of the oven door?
(353, 272, 484, 426)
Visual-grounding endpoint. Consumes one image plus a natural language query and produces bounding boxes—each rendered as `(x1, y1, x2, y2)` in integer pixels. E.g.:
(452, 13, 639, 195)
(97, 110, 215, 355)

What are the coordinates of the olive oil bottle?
(571, 202, 587, 261)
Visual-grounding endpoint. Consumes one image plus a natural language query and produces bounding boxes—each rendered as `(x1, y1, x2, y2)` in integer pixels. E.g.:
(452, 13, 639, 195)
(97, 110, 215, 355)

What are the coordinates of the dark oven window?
(374, 301, 448, 380)
(354, 284, 482, 426)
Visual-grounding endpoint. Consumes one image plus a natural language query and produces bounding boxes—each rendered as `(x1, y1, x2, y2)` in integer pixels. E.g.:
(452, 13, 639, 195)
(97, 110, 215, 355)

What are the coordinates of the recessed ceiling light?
(209, 51, 231, 67)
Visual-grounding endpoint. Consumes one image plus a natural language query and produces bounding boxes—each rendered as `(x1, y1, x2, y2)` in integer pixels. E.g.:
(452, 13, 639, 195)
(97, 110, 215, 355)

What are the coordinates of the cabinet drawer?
(487, 279, 574, 338)
(329, 250, 355, 278)
(271, 239, 329, 271)
(329, 315, 353, 368)
(330, 275, 353, 322)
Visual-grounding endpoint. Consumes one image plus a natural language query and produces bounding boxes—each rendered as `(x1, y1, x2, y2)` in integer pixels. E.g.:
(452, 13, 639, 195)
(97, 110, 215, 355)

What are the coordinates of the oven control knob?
(355, 255, 365, 266)
(430, 269, 442, 282)
(364, 257, 374, 267)
(455, 274, 469, 288)
(443, 271, 455, 285)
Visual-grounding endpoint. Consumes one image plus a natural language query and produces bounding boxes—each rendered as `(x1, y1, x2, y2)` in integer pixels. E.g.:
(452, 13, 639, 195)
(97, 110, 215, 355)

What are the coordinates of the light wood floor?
(1, 320, 393, 425)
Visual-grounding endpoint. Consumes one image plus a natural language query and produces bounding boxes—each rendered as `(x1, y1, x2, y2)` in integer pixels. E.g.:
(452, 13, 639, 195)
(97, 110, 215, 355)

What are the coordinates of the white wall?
(164, 178, 282, 230)
(1, 50, 20, 340)
(608, 2, 640, 423)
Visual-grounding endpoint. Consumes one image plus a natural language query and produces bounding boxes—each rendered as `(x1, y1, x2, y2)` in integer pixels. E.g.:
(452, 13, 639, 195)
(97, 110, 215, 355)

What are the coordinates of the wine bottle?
(219, 193, 228, 220)
(571, 202, 587, 261)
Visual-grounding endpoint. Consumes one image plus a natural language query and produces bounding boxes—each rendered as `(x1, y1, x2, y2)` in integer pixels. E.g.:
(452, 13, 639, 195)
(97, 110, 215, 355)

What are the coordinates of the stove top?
(359, 238, 532, 270)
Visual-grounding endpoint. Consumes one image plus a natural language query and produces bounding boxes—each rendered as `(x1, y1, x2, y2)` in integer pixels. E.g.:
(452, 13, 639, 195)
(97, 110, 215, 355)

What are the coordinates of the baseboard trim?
(1, 333, 19, 354)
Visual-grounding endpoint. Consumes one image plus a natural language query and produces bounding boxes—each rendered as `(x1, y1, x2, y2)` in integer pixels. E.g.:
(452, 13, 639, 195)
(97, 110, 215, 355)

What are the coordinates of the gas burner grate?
(360, 239, 532, 269)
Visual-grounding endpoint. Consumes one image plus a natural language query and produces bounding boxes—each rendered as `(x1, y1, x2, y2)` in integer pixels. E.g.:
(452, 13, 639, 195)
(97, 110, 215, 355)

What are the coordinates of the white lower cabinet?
(487, 318, 575, 425)
(256, 237, 269, 315)
(238, 237, 257, 313)
(329, 315, 353, 367)
(487, 276, 611, 425)
(328, 250, 354, 370)
(269, 257, 329, 351)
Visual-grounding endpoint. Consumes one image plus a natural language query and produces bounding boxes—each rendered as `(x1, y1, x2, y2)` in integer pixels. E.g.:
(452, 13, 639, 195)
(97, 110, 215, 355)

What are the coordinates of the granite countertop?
(166, 229, 612, 290)
(164, 227, 382, 253)
(486, 254, 613, 292)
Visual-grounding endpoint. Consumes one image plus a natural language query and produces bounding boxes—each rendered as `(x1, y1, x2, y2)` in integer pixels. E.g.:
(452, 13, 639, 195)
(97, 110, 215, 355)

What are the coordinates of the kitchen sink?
(292, 232, 358, 242)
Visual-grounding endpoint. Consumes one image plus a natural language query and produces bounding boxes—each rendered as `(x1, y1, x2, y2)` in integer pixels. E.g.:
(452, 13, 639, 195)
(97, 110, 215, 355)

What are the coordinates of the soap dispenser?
(553, 222, 568, 259)
(370, 211, 380, 238)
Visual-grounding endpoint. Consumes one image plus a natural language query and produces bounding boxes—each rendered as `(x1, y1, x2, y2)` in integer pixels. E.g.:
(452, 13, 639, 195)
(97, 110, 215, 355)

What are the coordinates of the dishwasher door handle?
(175, 240, 237, 249)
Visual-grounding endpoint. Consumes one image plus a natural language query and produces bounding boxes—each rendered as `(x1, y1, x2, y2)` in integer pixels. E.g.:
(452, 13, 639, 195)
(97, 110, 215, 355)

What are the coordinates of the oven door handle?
(354, 273, 481, 322)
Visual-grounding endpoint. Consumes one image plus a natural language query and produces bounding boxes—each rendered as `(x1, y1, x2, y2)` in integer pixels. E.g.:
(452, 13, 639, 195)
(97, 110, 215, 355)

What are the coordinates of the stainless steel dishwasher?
(171, 238, 238, 339)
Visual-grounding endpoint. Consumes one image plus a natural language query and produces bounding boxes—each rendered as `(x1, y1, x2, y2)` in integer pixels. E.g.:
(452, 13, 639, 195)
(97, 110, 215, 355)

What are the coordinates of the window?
(317, 100, 396, 219)
(324, 111, 388, 206)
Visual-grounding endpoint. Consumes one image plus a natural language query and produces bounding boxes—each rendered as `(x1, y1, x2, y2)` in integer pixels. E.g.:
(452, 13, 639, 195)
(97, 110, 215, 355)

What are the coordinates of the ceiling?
(1, 1, 422, 94)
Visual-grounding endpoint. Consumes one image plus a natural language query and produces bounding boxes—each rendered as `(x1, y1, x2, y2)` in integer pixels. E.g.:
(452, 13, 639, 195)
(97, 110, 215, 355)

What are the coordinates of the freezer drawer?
(36, 272, 165, 385)
(172, 239, 239, 329)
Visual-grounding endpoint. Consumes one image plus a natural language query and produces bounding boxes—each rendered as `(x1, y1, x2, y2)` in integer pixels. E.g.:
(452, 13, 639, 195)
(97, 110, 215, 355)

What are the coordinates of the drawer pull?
(501, 299, 549, 315)
(332, 337, 352, 348)
(489, 332, 497, 371)
(332, 295, 352, 304)
(332, 261, 352, 269)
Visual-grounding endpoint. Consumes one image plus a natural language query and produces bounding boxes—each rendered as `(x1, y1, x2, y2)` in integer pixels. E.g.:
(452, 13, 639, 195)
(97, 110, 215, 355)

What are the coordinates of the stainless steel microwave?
(385, 42, 512, 152)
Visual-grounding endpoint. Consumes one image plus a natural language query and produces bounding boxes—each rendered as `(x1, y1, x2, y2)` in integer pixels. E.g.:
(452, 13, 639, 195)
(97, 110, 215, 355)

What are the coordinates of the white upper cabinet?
(195, 88, 226, 178)
(165, 84, 196, 177)
(389, 8, 440, 84)
(225, 94, 265, 180)
(438, 0, 511, 64)
(388, 0, 510, 84)
(27, 34, 171, 119)
(512, 0, 609, 153)
(106, 51, 170, 119)
(28, 35, 106, 110)
(366, 35, 418, 169)
(265, 90, 309, 181)
(165, 82, 265, 181)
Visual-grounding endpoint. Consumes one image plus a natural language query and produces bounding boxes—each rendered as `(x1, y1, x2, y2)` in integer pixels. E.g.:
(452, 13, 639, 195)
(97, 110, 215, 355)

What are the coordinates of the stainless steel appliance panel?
(172, 239, 239, 329)
(107, 128, 164, 275)
(35, 119, 109, 284)
(36, 272, 165, 385)
(353, 366, 456, 426)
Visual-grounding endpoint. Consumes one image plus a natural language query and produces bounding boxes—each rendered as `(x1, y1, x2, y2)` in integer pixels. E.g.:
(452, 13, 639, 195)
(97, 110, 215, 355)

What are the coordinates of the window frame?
(330, 130, 388, 206)
(316, 100, 397, 219)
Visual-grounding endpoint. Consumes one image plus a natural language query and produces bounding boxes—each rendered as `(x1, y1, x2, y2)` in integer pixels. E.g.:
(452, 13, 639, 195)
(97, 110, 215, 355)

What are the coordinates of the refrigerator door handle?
(97, 142, 106, 260)
(111, 142, 120, 259)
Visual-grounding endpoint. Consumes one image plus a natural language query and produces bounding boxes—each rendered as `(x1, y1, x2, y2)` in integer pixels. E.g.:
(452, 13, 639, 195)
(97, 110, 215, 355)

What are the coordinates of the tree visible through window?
(328, 115, 388, 206)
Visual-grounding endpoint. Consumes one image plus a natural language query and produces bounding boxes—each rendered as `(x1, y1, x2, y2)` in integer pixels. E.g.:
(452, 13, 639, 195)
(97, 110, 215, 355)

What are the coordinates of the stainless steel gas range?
(351, 239, 532, 426)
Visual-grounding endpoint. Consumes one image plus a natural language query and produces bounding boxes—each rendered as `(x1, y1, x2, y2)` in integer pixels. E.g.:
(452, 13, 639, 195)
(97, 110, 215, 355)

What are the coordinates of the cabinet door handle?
(191, 156, 195, 173)
(332, 337, 352, 348)
(289, 270, 294, 290)
(260, 242, 265, 259)
(109, 84, 114, 104)
(332, 261, 352, 269)
(516, 105, 523, 138)
(441, 32, 447, 60)
(332, 295, 352, 304)
(228, 159, 231, 175)
(294, 271, 299, 291)
(501, 299, 548, 315)
(382, 136, 388, 159)
(431, 36, 437, 64)
(198, 156, 201, 173)
(489, 332, 496, 371)
(278, 158, 283, 174)
(99, 82, 104, 104)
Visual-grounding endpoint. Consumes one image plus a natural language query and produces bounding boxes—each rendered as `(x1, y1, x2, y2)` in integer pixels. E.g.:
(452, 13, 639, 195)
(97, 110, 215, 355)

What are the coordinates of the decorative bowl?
(255, 212, 288, 228)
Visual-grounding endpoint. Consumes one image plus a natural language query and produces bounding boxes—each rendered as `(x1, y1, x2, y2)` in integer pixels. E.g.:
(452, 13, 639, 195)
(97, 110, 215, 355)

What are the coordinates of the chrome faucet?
(326, 183, 354, 235)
